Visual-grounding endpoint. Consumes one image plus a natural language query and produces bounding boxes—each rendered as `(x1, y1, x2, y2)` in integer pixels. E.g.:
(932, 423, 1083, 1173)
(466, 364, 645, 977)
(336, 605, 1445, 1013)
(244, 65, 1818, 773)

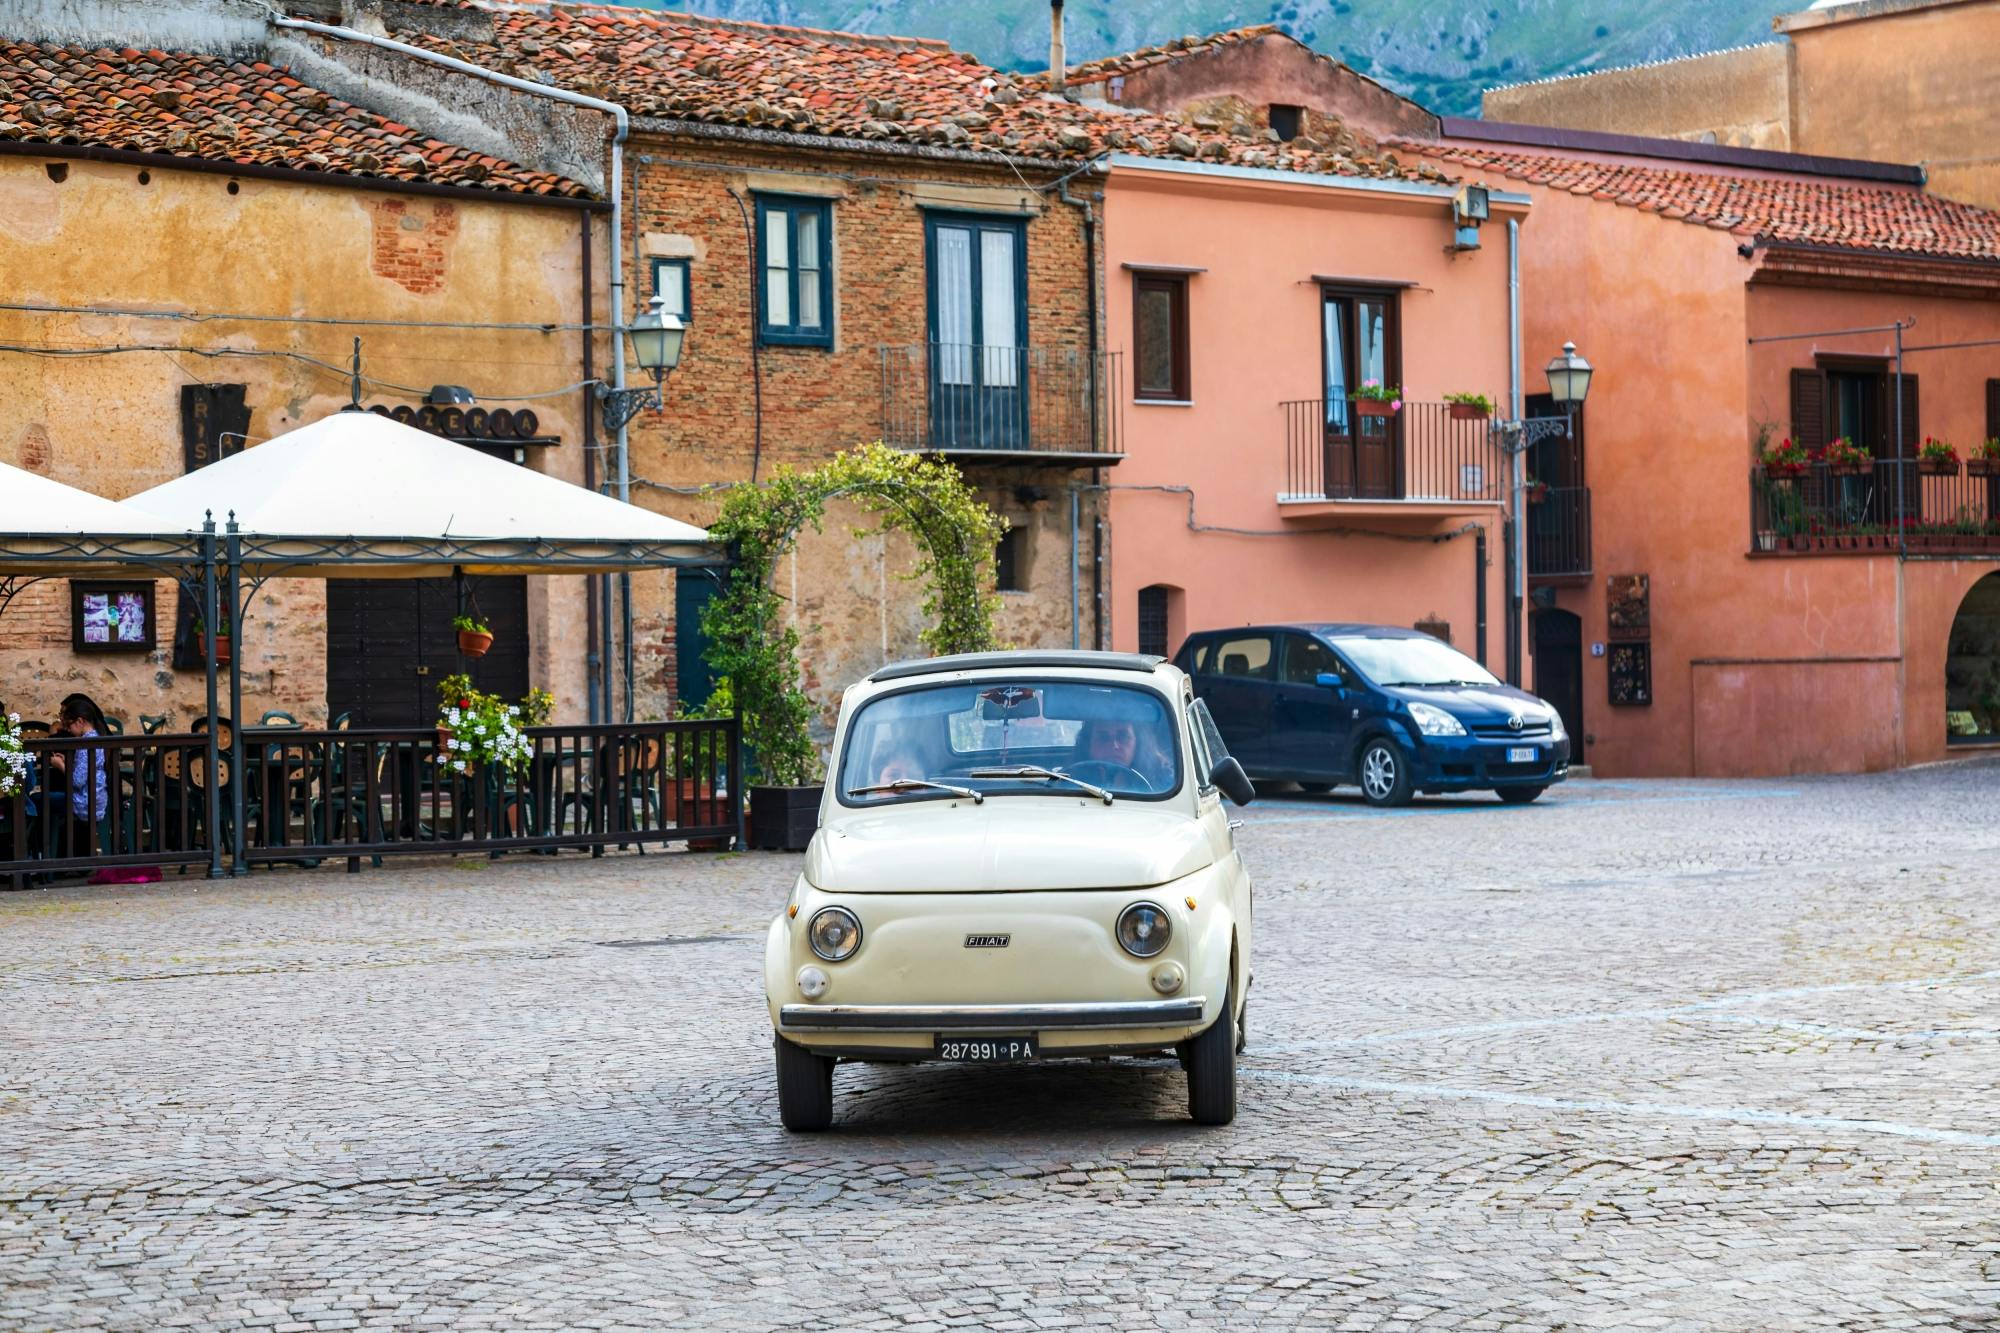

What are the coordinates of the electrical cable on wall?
(0, 340, 601, 401)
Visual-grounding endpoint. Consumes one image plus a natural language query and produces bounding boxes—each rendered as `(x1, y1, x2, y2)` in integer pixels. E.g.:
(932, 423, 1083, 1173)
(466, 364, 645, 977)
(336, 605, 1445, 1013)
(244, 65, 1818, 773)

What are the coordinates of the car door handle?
(1227, 819, 1244, 831)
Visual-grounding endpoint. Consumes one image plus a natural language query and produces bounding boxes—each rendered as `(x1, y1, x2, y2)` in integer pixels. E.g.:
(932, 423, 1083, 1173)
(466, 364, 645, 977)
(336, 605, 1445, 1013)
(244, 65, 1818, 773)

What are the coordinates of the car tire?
(1496, 785, 1546, 805)
(1186, 976, 1237, 1126)
(1356, 738, 1414, 808)
(774, 1035, 834, 1132)
(1296, 782, 1332, 795)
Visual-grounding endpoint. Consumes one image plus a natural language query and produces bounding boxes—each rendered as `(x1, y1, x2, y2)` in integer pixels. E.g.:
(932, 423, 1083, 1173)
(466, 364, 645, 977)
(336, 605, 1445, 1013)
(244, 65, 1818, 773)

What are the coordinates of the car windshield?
(840, 679, 1181, 803)
(1330, 636, 1501, 688)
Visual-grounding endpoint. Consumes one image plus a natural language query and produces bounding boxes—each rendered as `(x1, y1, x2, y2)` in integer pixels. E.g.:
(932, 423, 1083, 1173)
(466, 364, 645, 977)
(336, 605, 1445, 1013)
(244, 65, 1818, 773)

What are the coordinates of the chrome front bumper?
(778, 997, 1208, 1032)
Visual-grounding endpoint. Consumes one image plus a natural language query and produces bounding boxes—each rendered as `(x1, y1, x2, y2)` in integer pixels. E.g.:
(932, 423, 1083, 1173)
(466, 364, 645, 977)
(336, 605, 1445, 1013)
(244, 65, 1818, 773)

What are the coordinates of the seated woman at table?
(42, 692, 111, 857)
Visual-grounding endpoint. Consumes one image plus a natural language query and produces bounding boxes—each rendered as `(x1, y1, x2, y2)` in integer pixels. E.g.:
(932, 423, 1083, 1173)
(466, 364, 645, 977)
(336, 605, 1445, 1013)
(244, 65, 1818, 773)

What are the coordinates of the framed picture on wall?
(71, 581, 157, 653)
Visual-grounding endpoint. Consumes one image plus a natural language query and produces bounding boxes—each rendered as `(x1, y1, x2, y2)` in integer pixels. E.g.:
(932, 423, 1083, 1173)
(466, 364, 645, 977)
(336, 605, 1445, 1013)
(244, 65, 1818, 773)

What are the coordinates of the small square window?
(1269, 104, 1304, 142)
(995, 527, 1029, 592)
(650, 257, 691, 323)
(1133, 272, 1190, 402)
(755, 195, 834, 348)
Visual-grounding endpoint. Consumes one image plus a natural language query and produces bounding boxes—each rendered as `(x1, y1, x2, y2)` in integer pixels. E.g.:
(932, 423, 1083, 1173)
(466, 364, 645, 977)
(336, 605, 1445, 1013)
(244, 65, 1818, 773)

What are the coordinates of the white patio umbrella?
(0, 460, 190, 574)
(125, 409, 714, 577)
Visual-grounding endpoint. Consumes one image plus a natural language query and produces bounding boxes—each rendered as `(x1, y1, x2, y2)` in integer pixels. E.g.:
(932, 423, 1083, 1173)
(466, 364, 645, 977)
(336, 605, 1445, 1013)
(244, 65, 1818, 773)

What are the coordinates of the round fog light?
(1149, 961, 1185, 995)
(796, 965, 830, 999)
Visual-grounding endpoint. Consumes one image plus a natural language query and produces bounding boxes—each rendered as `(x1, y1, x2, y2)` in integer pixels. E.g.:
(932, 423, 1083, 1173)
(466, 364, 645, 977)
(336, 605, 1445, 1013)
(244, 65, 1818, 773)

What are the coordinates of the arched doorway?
(1532, 607, 1584, 763)
(1945, 571, 2000, 745)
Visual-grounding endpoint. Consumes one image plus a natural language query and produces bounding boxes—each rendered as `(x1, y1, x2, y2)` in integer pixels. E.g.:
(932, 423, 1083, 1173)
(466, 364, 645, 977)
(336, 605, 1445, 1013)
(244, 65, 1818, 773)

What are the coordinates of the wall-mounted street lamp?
(597, 293, 686, 434)
(1495, 340, 1594, 684)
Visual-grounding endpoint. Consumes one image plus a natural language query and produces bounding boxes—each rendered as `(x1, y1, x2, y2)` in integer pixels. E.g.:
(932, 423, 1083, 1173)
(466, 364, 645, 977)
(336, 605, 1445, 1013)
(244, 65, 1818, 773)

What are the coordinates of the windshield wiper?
(845, 778, 984, 803)
(965, 764, 1114, 805)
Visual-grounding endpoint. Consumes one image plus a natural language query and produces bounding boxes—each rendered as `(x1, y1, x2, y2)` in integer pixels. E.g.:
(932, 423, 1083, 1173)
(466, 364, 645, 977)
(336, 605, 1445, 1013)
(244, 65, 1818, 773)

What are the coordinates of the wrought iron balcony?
(1527, 485, 1592, 578)
(1749, 459, 2000, 554)
(1280, 399, 1505, 504)
(879, 343, 1124, 465)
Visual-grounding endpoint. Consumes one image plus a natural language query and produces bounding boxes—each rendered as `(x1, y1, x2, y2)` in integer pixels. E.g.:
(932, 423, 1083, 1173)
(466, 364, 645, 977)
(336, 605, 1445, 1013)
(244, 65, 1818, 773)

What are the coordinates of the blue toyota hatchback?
(1174, 624, 1570, 806)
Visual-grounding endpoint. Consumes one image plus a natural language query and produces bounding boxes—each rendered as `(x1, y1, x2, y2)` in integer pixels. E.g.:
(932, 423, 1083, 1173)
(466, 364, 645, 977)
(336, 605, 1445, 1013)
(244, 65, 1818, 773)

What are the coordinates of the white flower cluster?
(434, 699, 534, 776)
(0, 712, 27, 800)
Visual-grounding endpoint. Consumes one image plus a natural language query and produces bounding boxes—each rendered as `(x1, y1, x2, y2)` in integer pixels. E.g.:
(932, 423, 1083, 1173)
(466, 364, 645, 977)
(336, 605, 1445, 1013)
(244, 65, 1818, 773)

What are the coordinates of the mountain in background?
(654, 0, 1799, 117)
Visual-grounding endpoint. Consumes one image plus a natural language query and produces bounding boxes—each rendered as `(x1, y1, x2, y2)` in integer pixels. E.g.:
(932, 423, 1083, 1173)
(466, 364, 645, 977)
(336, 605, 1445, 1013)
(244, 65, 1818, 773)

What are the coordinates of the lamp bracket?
(1491, 415, 1572, 454)
(597, 383, 662, 434)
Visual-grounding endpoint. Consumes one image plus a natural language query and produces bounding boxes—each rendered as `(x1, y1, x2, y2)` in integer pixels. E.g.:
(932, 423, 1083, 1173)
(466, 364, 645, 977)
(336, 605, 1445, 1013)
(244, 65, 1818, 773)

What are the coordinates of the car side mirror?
(1209, 756, 1255, 806)
(1315, 671, 1346, 697)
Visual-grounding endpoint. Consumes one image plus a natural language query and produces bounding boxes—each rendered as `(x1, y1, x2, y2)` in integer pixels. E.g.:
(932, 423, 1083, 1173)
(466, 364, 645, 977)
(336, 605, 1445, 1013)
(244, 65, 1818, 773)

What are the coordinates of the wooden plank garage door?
(326, 577, 529, 726)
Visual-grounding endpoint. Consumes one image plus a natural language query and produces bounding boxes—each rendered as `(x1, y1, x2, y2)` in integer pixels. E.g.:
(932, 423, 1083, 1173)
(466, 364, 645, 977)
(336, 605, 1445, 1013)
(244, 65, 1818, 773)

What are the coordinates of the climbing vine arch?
(700, 442, 1006, 785)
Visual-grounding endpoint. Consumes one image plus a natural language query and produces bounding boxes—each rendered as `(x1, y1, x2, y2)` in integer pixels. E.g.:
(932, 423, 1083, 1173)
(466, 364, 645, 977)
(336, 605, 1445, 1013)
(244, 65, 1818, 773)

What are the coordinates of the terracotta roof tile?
(1396, 140, 2000, 262)
(388, 3, 1427, 183)
(1055, 25, 1283, 86)
(0, 38, 589, 199)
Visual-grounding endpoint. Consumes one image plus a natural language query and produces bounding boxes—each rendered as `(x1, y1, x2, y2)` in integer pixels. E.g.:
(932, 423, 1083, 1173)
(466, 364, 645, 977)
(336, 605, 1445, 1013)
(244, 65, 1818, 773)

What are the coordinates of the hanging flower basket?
(1355, 398, 1397, 418)
(457, 629, 493, 657)
(1526, 482, 1550, 505)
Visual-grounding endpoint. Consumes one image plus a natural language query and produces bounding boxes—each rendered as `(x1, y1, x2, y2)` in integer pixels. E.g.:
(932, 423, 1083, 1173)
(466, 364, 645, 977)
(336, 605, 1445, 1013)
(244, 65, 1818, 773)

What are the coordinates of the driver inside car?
(1073, 717, 1171, 789)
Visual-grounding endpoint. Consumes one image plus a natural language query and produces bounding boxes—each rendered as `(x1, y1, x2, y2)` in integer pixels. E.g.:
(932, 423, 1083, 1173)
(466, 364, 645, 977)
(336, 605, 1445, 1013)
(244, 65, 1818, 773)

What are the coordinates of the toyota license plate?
(935, 1036, 1037, 1062)
(1506, 746, 1538, 763)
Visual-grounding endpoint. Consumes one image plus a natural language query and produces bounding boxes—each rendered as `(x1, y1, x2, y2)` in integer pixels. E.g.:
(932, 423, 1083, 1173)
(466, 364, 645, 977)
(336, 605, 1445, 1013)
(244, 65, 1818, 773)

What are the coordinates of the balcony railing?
(1749, 460, 2000, 554)
(879, 343, 1124, 458)
(1527, 486, 1592, 578)
(1281, 400, 1505, 503)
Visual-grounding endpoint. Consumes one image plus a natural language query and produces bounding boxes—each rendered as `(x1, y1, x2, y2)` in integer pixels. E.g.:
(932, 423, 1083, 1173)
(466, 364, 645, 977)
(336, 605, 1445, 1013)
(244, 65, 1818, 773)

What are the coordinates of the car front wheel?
(1496, 785, 1546, 805)
(774, 1034, 834, 1132)
(1356, 738, 1414, 808)
(1185, 977, 1237, 1125)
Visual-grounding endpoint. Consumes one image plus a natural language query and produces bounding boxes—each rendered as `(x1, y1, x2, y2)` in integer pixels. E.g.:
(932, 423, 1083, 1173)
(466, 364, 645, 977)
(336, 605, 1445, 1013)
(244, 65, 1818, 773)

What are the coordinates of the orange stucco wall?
(1100, 165, 1515, 674)
(1491, 161, 2000, 775)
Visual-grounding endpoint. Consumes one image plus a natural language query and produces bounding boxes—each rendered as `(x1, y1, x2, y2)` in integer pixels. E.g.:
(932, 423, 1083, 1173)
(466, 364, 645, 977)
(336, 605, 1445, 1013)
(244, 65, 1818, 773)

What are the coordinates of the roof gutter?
(266, 14, 635, 501)
(1103, 152, 1533, 206)
(1439, 116, 1925, 185)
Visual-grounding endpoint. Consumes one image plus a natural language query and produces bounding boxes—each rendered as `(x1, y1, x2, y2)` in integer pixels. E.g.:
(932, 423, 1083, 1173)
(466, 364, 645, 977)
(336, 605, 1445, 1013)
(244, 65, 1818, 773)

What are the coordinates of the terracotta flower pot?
(1967, 457, 1998, 477)
(1355, 399, 1396, 418)
(1763, 463, 1806, 480)
(212, 635, 232, 665)
(1448, 403, 1490, 421)
(457, 629, 494, 657)
(1918, 458, 1960, 477)
(1828, 460, 1873, 477)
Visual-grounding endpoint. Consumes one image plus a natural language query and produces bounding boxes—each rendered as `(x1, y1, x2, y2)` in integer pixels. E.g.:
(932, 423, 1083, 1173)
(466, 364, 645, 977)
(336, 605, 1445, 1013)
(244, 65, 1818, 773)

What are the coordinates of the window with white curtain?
(755, 195, 833, 347)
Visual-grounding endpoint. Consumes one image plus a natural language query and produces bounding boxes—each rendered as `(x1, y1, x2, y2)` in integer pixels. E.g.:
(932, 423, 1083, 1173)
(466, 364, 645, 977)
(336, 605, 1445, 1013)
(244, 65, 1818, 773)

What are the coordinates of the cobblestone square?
(4, 764, 1999, 1330)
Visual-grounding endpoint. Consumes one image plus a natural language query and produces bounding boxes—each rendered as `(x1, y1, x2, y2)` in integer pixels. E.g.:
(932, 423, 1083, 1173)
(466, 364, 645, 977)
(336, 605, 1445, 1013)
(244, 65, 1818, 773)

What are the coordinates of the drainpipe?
(1059, 168, 1102, 645)
(1506, 217, 1525, 687)
(266, 14, 635, 718)
(1069, 488, 1080, 649)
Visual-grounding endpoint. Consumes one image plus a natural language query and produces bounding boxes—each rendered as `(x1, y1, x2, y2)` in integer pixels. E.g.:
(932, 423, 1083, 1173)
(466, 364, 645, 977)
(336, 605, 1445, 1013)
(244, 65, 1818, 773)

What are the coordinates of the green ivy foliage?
(700, 442, 1005, 787)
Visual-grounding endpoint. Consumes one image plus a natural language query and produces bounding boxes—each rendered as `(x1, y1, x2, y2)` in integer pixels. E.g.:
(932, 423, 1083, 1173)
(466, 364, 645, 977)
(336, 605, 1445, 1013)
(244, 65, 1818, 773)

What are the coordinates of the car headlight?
(1406, 701, 1467, 737)
(1546, 709, 1567, 740)
(807, 907, 862, 962)
(1116, 901, 1173, 958)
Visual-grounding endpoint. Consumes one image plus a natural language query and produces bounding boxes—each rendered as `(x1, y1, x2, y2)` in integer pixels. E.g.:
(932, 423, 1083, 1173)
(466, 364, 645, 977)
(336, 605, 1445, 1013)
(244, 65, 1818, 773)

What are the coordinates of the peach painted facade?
(1414, 139, 2000, 777)
(1100, 157, 1527, 679)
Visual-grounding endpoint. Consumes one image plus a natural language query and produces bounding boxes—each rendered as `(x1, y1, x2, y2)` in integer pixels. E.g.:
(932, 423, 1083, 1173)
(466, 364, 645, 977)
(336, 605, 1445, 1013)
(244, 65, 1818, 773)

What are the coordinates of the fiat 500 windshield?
(839, 680, 1181, 803)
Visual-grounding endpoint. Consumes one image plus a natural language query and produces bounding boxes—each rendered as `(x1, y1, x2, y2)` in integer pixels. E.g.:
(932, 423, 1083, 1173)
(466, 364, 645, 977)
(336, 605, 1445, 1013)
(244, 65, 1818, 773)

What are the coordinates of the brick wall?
(613, 133, 1109, 727)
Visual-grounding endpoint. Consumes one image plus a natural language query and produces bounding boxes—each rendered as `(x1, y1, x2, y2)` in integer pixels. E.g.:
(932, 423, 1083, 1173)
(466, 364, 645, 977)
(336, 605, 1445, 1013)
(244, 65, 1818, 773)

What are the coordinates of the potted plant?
(1968, 438, 2000, 478)
(0, 711, 28, 802)
(1444, 390, 1492, 422)
(453, 614, 494, 658)
(1353, 379, 1402, 419)
(1821, 435, 1872, 476)
(1525, 475, 1550, 505)
(433, 674, 532, 778)
(1919, 437, 1960, 476)
(193, 615, 232, 664)
(1761, 436, 1809, 479)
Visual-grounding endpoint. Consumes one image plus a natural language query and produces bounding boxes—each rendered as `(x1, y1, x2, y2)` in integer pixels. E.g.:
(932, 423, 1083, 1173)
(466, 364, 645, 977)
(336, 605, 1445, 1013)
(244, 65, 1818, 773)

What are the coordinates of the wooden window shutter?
(1896, 373, 1920, 455)
(1986, 378, 2000, 442)
(1789, 368, 1826, 451)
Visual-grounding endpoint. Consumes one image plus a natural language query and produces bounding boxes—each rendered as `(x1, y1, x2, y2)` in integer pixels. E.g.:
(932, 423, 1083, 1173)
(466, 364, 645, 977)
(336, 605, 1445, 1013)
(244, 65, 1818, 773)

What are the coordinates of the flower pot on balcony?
(1919, 458, 1960, 477)
(1526, 485, 1550, 506)
(1967, 457, 1999, 477)
(1828, 459, 1873, 477)
(1762, 463, 1806, 481)
(1448, 403, 1490, 422)
(1755, 530, 1777, 553)
(457, 629, 494, 658)
(1355, 399, 1396, 419)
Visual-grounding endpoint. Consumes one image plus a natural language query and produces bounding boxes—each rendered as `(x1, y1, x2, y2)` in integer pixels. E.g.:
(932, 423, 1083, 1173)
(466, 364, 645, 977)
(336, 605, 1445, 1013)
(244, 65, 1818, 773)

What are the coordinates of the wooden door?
(1321, 291, 1399, 499)
(327, 576, 529, 725)
(1531, 609, 1584, 764)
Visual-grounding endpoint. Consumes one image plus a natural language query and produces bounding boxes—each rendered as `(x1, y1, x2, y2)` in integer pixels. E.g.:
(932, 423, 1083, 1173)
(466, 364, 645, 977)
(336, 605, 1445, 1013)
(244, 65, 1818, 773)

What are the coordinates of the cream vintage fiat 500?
(764, 650, 1257, 1131)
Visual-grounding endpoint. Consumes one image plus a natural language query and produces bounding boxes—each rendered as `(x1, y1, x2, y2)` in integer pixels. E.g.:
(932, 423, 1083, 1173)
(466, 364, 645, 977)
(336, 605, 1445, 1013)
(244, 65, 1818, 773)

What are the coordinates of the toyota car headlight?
(807, 907, 863, 962)
(1406, 701, 1467, 737)
(1547, 710, 1567, 740)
